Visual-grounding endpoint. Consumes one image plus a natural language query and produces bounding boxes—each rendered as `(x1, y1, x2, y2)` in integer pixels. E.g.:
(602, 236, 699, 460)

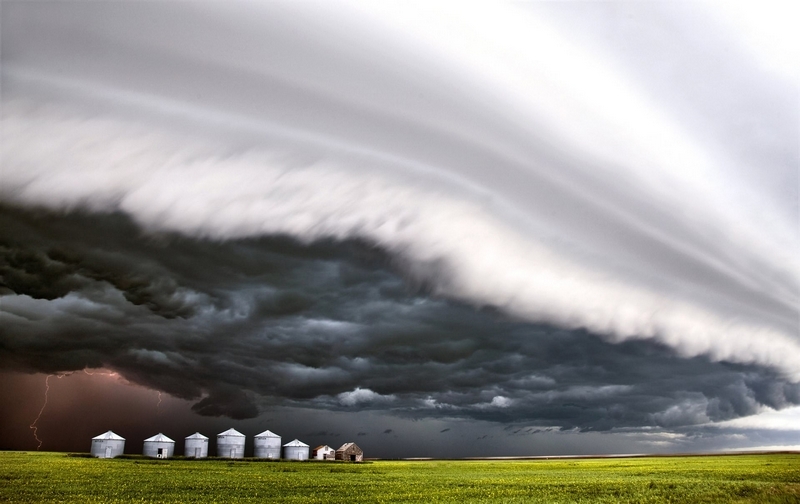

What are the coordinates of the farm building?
(90, 430, 125, 458)
(184, 432, 209, 458)
(282, 439, 309, 460)
(217, 428, 246, 459)
(254, 430, 281, 459)
(143, 433, 175, 459)
(312, 445, 335, 460)
(335, 442, 363, 462)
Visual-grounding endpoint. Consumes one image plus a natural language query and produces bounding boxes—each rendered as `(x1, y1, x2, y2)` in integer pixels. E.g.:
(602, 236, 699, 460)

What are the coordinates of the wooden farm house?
(335, 442, 363, 462)
(312, 445, 336, 460)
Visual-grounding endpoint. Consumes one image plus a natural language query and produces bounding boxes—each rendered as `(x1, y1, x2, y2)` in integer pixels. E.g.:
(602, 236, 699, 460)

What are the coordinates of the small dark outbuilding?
(335, 442, 363, 462)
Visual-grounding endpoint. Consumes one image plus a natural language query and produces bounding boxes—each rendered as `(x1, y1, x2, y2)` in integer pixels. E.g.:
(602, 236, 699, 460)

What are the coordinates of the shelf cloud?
(1, 0, 798, 447)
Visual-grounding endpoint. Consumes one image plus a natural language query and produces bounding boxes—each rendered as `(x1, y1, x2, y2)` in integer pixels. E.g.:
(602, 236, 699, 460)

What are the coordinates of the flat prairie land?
(0, 451, 798, 503)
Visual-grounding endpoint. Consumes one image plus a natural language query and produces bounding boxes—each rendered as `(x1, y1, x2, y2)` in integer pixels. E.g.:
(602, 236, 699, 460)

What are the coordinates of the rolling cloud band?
(1, 1, 798, 430)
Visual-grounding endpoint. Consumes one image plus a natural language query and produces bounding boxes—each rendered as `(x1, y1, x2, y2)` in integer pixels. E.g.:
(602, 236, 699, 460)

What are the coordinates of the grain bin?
(90, 430, 125, 458)
(282, 439, 309, 461)
(217, 428, 245, 458)
(143, 433, 175, 458)
(254, 430, 281, 459)
(184, 432, 209, 458)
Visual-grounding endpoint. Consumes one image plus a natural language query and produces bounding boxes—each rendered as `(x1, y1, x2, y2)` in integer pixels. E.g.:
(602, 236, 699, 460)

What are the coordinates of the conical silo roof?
(255, 429, 280, 438)
(92, 430, 125, 440)
(185, 432, 208, 440)
(283, 439, 309, 447)
(218, 428, 245, 437)
(144, 433, 174, 443)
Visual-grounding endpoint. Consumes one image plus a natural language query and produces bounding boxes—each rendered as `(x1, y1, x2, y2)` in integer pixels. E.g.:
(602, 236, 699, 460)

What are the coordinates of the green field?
(1, 452, 798, 503)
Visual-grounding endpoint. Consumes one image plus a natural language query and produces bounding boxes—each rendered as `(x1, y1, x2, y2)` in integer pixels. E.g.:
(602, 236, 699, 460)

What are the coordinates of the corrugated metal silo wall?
(217, 435, 246, 458)
(143, 441, 175, 458)
(90, 439, 125, 458)
(254, 437, 282, 459)
(185, 439, 209, 458)
(282, 446, 309, 460)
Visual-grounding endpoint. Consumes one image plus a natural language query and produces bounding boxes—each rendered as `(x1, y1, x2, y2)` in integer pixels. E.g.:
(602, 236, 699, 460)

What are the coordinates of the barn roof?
(92, 430, 125, 441)
(337, 442, 362, 453)
(283, 439, 309, 447)
(255, 429, 280, 438)
(144, 433, 174, 443)
(314, 445, 332, 451)
(185, 432, 209, 440)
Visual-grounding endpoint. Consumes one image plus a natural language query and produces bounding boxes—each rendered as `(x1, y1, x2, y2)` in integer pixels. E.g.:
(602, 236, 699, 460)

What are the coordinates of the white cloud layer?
(338, 388, 396, 407)
(711, 406, 800, 431)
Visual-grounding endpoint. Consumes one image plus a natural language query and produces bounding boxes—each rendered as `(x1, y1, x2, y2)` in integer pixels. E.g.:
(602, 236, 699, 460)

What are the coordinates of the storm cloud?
(2, 207, 798, 430)
(1, 1, 798, 450)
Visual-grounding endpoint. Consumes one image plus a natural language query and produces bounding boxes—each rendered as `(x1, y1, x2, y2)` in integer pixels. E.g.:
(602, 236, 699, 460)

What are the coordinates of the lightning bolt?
(156, 391, 163, 415)
(28, 373, 74, 449)
(83, 368, 118, 377)
(29, 374, 53, 450)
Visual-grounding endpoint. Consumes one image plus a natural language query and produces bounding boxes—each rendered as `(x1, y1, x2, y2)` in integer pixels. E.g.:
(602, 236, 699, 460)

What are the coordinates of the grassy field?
(0, 452, 798, 503)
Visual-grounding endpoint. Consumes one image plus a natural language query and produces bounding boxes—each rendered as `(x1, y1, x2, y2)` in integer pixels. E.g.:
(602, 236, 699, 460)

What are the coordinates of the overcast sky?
(1, 1, 798, 457)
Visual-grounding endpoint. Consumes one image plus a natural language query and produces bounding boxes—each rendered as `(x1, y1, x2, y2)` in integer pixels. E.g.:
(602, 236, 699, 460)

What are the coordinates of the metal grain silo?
(282, 439, 309, 461)
(143, 433, 175, 459)
(184, 432, 209, 458)
(90, 430, 125, 458)
(216, 428, 245, 458)
(254, 430, 281, 459)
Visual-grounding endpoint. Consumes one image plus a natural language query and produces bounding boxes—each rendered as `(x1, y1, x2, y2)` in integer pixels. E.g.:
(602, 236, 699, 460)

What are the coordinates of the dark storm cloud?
(308, 431, 340, 438)
(2, 206, 798, 430)
(0, 240, 197, 319)
(190, 387, 259, 420)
